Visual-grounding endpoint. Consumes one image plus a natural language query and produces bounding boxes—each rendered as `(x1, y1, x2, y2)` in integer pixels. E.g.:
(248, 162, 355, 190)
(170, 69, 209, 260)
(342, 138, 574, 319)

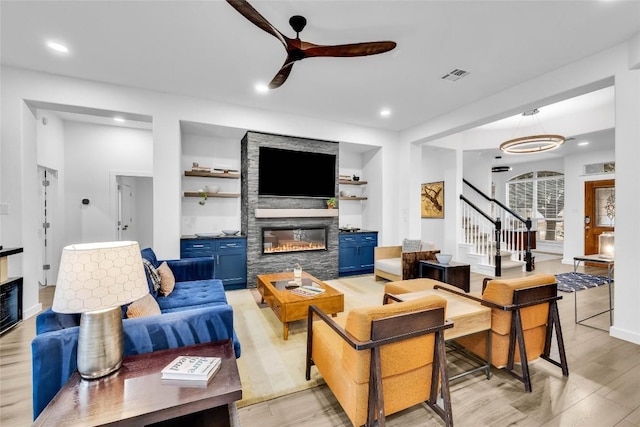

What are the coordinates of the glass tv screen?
(258, 147, 336, 198)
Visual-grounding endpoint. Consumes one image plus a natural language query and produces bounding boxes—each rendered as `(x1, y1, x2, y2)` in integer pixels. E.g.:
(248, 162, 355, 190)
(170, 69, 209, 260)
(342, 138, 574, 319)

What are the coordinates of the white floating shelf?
(254, 209, 339, 218)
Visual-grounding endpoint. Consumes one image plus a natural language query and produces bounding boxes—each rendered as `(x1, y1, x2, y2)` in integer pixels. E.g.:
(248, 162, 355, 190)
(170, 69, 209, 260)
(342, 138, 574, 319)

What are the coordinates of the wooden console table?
(33, 340, 242, 427)
(419, 260, 471, 293)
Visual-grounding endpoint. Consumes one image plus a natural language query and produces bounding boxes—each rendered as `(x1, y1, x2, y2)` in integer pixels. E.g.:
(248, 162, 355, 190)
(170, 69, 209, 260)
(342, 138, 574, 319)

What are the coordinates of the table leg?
(608, 263, 614, 325)
(283, 322, 289, 341)
(574, 259, 580, 324)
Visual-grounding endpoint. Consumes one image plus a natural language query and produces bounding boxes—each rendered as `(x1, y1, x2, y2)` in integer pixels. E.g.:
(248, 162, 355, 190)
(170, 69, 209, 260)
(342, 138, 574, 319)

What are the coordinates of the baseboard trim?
(610, 326, 640, 345)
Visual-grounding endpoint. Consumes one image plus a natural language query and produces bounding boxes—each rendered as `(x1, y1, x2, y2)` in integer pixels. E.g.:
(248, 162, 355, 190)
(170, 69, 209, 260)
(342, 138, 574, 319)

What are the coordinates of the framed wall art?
(421, 181, 444, 218)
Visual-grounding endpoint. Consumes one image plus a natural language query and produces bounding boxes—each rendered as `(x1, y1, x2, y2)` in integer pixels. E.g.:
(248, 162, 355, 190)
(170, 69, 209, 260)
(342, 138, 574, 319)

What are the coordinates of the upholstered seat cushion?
(155, 279, 228, 312)
(311, 295, 447, 427)
(383, 278, 444, 296)
(374, 258, 402, 276)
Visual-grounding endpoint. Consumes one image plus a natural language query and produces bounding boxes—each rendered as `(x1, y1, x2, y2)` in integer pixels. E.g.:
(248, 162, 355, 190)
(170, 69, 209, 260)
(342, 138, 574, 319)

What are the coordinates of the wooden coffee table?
(257, 271, 344, 340)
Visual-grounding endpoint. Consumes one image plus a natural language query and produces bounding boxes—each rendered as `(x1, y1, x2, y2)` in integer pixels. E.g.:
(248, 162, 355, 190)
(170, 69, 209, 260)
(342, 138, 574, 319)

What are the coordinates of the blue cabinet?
(180, 237, 247, 289)
(338, 232, 378, 276)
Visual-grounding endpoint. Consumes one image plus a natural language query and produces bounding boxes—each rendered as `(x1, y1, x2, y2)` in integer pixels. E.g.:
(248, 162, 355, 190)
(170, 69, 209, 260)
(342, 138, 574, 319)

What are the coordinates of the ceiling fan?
(226, 0, 397, 89)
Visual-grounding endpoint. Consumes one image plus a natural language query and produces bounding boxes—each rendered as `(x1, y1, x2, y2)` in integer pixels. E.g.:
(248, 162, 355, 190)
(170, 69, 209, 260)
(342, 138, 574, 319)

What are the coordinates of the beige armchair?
(374, 241, 439, 282)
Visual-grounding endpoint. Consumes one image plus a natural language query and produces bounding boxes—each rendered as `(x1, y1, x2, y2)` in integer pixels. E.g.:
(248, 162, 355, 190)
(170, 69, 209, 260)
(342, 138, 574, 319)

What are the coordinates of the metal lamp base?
(77, 306, 124, 380)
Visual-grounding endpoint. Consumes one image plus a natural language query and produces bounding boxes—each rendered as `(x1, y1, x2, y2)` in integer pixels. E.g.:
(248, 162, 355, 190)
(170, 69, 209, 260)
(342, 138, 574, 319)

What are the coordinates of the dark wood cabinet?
(419, 260, 470, 293)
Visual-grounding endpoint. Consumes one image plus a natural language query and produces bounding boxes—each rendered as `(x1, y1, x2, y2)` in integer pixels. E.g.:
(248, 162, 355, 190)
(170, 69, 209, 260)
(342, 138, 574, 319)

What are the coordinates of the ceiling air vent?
(441, 68, 470, 82)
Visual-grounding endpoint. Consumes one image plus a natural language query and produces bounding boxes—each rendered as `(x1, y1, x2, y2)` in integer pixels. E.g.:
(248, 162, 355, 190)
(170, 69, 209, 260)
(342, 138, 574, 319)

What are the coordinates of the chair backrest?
(482, 274, 556, 335)
(342, 295, 447, 384)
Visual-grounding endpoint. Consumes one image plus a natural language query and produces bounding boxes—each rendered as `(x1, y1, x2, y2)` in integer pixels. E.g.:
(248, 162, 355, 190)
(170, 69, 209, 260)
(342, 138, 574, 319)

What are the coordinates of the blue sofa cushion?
(156, 279, 228, 312)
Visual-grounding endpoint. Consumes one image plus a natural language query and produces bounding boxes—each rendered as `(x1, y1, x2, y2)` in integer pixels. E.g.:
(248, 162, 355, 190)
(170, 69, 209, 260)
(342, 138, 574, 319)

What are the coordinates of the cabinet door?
(358, 234, 377, 270)
(338, 235, 359, 274)
(214, 239, 247, 288)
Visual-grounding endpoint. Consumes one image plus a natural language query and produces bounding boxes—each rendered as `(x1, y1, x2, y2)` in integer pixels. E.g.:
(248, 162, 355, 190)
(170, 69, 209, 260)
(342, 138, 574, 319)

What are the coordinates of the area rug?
(225, 275, 385, 408)
(555, 272, 611, 293)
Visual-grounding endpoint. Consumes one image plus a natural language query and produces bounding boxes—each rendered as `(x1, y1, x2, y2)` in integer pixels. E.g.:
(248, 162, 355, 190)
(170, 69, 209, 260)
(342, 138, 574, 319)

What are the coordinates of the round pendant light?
(499, 108, 565, 154)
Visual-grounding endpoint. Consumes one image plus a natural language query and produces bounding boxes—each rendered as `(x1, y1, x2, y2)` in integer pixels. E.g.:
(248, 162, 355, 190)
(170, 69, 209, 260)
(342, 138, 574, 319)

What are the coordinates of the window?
(507, 171, 564, 242)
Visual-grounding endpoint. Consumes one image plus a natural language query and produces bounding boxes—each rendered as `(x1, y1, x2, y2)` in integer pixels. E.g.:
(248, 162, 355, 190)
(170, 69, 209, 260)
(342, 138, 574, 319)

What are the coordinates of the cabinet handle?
(192, 244, 205, 248)
(216, 255, 220, 264)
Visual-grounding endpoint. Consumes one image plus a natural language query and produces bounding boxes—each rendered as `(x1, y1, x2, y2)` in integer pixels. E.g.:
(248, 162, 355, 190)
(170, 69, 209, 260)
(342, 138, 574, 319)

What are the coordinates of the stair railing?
(460, 195, 503, 276)
(462, 179, 534, 273)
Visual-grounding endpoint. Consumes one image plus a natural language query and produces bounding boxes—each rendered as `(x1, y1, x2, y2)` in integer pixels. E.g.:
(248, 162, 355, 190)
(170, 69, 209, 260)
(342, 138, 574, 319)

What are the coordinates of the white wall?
(63, 122, 153, 245)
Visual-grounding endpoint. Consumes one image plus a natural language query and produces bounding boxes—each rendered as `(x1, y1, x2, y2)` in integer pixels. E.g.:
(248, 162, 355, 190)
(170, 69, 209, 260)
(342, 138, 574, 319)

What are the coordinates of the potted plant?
(326, 197, 337, 209)
(197, 189, 208, 206)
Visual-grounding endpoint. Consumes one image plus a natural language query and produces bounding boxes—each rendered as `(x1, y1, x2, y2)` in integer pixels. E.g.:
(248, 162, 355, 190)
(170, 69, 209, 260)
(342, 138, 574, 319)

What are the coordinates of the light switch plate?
(0, 203, 9, 215)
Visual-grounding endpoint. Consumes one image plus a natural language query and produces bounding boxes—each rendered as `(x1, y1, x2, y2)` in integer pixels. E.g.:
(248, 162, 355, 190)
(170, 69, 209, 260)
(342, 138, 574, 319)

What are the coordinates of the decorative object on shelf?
(599, 232, 614, 259)
(51, 241, 149, 379)
(326, 198, 337, 209)
(205, 185, 219, 194)
(197, 189, 208, 205)
(421, 181, 444, 218)
(191, 162, 211, 173)
(352, 175, 360, 181)
(435, 253, 453, 265)
(339, 190, 351, 197)
(499, 108, 565, 154)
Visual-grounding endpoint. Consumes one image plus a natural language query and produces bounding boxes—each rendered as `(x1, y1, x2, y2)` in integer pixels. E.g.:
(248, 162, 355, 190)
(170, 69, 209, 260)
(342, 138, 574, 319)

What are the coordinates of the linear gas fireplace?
(263, 226, 327, 255)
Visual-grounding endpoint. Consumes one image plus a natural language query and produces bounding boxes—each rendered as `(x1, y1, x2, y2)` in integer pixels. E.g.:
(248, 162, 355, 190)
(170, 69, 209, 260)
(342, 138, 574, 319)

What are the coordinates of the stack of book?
(161, 355, 222, 386)
(290, 285, 326, 297)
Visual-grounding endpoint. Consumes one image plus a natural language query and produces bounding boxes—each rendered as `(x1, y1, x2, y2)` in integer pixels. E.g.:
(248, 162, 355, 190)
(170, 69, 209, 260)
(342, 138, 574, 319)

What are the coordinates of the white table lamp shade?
(52, 241, 148, 313)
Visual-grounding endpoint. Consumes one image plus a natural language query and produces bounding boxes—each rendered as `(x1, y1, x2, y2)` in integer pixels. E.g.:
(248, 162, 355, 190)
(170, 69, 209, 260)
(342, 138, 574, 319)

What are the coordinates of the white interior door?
(117, 180, 133, 241)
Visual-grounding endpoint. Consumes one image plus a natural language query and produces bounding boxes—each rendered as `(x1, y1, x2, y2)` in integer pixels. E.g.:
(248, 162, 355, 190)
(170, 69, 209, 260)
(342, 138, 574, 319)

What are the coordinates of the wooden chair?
(305, 296, 453, 427)
(434, 274, 568, 392)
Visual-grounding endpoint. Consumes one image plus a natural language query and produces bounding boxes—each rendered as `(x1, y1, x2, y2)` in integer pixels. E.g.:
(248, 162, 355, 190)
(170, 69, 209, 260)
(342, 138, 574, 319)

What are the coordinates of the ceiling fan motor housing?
(289, 15, 307, 35)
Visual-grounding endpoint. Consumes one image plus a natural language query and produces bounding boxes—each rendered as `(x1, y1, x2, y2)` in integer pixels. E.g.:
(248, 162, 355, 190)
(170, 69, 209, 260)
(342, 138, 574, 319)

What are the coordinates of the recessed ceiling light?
(46, 41, 69, 53)
(578, 141, 589, 146)
(379, 108, 391, 117)
(113, 117, 125, 123)
(255, 83, 269, 94)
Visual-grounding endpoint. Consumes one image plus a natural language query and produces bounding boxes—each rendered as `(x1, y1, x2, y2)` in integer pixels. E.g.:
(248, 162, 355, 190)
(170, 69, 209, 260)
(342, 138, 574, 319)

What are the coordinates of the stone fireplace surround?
(241, 131, 340, 288)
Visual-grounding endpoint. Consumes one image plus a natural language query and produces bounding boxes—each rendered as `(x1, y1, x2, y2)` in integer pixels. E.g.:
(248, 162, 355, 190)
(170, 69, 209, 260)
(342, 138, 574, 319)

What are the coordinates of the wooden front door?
(584, 179, 615, 255)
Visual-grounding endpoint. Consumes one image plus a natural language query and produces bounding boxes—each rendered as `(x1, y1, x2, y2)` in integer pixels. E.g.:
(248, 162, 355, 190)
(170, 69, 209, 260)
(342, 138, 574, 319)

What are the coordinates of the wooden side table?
(420, 260, 471, 293)
(33, 340, 242, 427)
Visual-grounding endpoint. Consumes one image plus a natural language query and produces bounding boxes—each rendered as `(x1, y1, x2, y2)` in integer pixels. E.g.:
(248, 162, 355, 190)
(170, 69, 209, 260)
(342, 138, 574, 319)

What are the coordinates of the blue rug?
(555, 272, 611, 293)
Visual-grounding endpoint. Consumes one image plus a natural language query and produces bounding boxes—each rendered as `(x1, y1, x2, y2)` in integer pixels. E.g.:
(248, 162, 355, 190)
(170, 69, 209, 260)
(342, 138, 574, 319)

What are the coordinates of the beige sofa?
(374, 240, 439, 282)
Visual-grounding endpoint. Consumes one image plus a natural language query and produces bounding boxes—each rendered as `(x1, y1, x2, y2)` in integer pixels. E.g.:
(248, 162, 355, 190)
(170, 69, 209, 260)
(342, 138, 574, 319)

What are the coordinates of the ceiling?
(2, 0, 639, 136)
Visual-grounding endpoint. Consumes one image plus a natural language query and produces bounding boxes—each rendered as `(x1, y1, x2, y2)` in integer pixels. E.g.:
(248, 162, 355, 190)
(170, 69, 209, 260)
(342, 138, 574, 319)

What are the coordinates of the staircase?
(459, 179, 534, 276)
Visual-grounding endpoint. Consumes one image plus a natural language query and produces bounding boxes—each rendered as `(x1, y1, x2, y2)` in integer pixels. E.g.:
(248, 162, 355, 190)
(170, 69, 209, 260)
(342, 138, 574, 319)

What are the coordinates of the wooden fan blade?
(303, 41, 396, 58)
(226, 0, 287, 47)
(268, 60, 295, 89)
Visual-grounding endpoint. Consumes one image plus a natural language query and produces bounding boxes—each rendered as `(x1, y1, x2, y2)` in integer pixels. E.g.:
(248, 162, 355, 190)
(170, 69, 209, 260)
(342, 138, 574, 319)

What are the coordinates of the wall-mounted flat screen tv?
(258, 147, 336, 198)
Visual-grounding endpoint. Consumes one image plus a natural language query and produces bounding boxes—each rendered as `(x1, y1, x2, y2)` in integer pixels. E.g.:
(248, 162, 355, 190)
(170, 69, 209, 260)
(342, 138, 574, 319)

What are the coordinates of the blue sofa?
(31, 248, 241, 420)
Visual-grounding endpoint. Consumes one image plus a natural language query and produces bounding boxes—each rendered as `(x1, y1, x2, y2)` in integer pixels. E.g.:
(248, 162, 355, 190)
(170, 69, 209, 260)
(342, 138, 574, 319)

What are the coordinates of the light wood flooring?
(1, 258, 638, 426)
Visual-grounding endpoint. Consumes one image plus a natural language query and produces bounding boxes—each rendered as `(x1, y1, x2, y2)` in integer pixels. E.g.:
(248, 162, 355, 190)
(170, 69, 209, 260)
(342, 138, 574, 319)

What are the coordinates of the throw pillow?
(157, 261, 176, 297)
(402, 238, 422, 253)
(142, 258, 161, 293)
(126, 293, 161, 318)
